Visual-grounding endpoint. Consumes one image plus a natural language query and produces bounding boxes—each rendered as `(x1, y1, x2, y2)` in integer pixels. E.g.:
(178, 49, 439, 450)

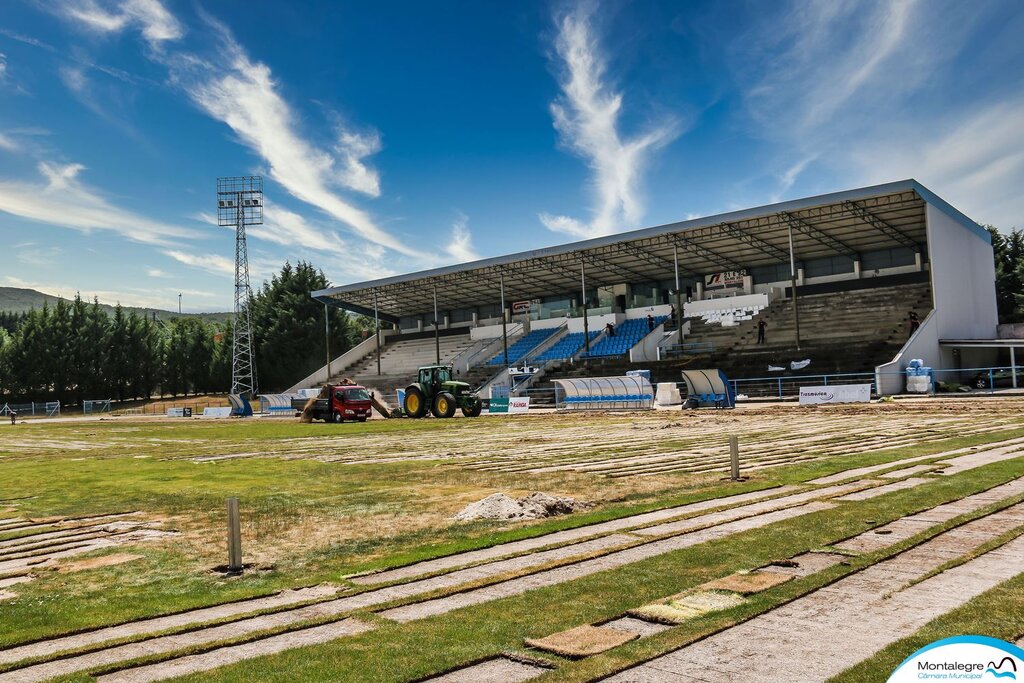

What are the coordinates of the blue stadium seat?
(486, 327, 560, 365)
(581, 316, 668, 358)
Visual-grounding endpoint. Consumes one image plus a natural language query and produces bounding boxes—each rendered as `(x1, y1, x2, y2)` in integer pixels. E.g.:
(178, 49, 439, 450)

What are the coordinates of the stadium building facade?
(297, 180, 1000, 399)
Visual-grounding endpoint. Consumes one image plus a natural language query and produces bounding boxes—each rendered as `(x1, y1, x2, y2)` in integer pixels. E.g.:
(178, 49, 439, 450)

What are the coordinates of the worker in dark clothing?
(756, 317, 767, 345)
(605, 322, 615, 337)
(908, 311, 920, 337)
(646, 314, 655, 332)
(8, 409, 16, 425)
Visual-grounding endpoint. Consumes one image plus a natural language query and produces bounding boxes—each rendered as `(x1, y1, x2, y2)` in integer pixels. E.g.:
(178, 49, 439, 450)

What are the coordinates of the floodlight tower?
(217, 176, 262, 398)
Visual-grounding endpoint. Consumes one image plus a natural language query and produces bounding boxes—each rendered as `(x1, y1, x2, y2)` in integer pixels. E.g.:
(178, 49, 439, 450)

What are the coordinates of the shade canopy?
(313, 180, 977, 322)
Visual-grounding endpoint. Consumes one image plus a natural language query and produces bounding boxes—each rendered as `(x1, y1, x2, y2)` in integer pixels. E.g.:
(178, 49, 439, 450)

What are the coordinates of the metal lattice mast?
(217, 176, 262, 397)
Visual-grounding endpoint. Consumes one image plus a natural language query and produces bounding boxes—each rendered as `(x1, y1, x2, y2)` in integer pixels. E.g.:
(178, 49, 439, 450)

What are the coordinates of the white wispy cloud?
(50, 0, 424, 270)
(853, 98, 1024, 228)
(540, 3, 680, 239)
(146, 268, 170, 278)
(770, 155, 817, 203)
(163, 250, 235, 277)
(0, 29, 55, 51)
(162, 15, 412, 255)
(336, 128, 382, 197)
(16, 245, 62, 267)
(252, 201, 349, 256)
(0, 161, 200, 245)
(727, 0, 1023, 227)
(444, 212, 480, 264)
(0, 133, 17, 152)
(0, 53, 7, 82)
(742, 0, 920, 137)
(60, 0, 184, 47)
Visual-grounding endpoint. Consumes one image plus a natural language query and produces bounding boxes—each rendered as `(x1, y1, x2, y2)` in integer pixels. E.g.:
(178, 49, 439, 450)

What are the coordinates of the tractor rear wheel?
(432, 392, 457, 418)
(461, 401, 482, 418)
(404, 386, 428, 418)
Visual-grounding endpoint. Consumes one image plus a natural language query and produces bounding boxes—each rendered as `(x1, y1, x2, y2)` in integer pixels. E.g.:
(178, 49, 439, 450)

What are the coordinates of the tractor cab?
(403, 364, 482, 419)
(418, 365, 452, 391)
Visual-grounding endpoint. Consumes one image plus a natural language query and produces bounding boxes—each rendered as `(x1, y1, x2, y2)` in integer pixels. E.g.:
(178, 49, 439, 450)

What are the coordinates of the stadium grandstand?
(289, 180, 1000, 401)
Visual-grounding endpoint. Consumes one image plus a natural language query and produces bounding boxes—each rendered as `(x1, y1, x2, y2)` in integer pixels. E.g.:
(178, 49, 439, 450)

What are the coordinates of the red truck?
(292, 384, 373, 423)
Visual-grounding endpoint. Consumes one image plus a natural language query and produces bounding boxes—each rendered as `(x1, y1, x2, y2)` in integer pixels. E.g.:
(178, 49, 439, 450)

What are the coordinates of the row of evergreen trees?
(0, 262, 369, 404)
(990, 227, 1024, 323)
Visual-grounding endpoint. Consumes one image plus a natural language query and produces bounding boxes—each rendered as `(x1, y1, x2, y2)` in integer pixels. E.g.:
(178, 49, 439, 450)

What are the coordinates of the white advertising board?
(508, 396, 530, 413)
(202, 407, 233, 418)
(487, 396, 531, 414)
(799, 384, 871, 405)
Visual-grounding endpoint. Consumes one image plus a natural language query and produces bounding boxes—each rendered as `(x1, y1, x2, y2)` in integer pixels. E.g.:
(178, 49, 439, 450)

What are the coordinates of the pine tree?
(249, 261, 356, 391)
(105, 305, 130, 401)
(49, 299, 73, 403)
(990, 226, 1024, 323)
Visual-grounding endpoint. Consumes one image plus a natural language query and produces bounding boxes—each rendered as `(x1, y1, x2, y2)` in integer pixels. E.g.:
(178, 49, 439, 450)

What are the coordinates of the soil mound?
(454, 492, 590, 522)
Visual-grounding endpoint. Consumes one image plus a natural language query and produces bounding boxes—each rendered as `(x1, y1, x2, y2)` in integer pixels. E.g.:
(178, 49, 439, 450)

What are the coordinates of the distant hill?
(0, 287, 233, 325)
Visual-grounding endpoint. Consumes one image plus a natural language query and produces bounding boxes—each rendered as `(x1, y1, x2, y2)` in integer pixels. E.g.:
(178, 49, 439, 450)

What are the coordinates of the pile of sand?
(454, 492, 590, 522)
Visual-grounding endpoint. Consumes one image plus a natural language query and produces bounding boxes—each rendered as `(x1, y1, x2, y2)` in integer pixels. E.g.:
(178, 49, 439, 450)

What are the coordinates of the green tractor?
(403, 365, 483, 418)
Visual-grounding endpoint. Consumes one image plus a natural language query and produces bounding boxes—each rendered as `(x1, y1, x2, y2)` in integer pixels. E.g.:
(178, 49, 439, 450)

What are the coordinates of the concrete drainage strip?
(427, 488, 1024, 683)
(604, 503, 1024, 682)
(0, 441, 1021, 683)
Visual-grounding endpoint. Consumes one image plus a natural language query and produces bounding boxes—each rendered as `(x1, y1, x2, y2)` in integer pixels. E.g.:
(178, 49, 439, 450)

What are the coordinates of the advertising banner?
(799, 384, 871, 405)
(704, 270, 747, 289)
(487, 396, 530, 414)
(511, 300, 533, 315)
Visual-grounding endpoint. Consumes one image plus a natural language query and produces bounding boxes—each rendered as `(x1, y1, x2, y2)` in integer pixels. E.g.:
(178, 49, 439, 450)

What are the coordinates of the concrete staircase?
(329, 334, 477, 399)
(530, 281, 932, 403)
(701, 282, 932, 378)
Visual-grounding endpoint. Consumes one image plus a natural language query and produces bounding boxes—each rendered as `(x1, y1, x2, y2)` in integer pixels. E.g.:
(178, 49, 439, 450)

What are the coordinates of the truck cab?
(293, 383, 373, 423)
(328, 385, 372, 423)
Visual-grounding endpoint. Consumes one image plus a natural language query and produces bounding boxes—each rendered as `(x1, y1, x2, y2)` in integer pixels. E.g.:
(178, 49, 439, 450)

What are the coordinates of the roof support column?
(324, 302, 331, 381)
(373, 290, 381, 377)
(673, 244, 684, 338)
(433, 284, 440, 365)
(500, 272, 509, 368)
(787, 222, 801, 351)
(581, 256, 590, 358)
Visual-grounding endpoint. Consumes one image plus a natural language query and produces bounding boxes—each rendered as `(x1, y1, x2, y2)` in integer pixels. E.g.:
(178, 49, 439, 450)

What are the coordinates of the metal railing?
(730, 372, 876, 399)
(662, 341, 715, 357)
(730, 365, 1022, 399)
(83, 399, 112, 415)
(0, 401, 61, 417)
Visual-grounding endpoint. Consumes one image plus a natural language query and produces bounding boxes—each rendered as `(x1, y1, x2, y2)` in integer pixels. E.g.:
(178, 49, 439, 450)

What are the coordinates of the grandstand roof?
(313, 179, 983, 321)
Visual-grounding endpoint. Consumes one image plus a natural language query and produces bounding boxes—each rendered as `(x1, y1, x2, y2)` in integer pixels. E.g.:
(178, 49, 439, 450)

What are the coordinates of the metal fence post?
(777, 378, 783, 399)
(227, 498, 242, 574)
(989, 369, 994, 394)
(729, 436, 740, 481)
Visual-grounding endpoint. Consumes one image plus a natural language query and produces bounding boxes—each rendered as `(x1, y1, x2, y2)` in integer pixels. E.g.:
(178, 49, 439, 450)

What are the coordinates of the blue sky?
(1, 0, 1022, 312)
